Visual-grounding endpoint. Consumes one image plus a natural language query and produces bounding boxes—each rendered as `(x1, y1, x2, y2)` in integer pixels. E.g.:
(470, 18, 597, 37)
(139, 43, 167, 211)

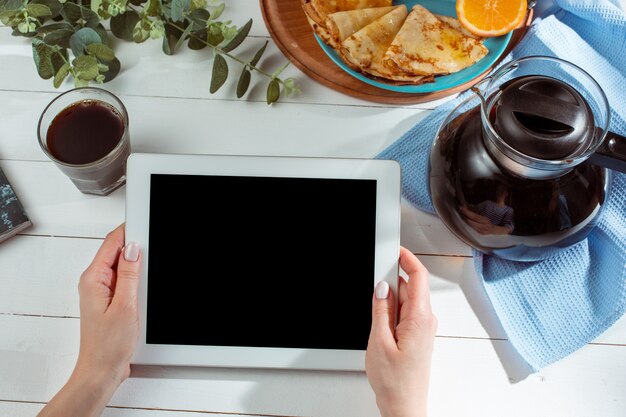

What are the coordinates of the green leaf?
(170, 0, 190, 22)
(209, 54, 228, 94)
(61, 2, 100, 27)
(110, 10, 140, 41)
(73, 54, 99, 80)
(43, 28, 74, 48)
(221, 18, 251, 53)
(250, 40, 267, 67)
(206, 29, 223, 46)
(236, 68, 250, 98)
(0, 0, 22, 12)
(133, 19, 150, 42)
(13, 26, 38, 37)
(26, 3, 51, 17)
(101, 57, 121, 81)
(90, 0, 102, 14)
(187, 29, 207, 50)
(266, 78, 280, 105)
(51, 47, 67, 74)
(187, 7, 209, 31)
(144, 0, 161, 16)
(210, 2, 224, 20)
(53, 62, 70, 88)
(0, 10, 17, 25)
(38, 22, 74, 34)
(69, 27, 101, 56)
(32, 39, 56, 79)
(31, 0, 63, 18)
(162, 20, 185, 55)
(93, 23, 108, 44)
(18, 21, 30, 33)
(174, 22, 193, 53)
(86, 43, 115, 61)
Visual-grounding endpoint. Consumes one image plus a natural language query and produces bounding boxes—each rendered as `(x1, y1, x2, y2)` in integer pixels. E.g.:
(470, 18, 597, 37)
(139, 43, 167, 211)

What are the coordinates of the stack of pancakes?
(302, 0, 489, 85)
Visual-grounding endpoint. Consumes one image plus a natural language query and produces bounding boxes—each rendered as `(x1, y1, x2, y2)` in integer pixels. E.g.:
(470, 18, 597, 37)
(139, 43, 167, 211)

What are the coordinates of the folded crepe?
(435, 14, 483, 40)
(384, 5, 488, 76)
(340, 5, 433, 84)
(327, 6, 398, 44)
(302, 0, 393, 48)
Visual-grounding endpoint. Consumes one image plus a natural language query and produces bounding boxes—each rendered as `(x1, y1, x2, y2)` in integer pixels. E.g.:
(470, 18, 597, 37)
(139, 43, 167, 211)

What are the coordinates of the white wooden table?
(1, 3, 625, 416)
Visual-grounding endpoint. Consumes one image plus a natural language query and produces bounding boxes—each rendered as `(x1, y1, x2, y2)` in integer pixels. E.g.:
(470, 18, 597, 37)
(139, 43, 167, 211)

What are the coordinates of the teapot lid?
(492, 76, 595, 160)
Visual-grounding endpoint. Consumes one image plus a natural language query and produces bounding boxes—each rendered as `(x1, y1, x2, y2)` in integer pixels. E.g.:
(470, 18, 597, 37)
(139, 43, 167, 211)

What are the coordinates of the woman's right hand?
(365, 247, 437, 417)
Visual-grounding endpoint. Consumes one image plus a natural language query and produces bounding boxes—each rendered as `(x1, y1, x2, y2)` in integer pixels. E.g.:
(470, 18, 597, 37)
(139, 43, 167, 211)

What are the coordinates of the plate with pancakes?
(261, 0, 532, 103)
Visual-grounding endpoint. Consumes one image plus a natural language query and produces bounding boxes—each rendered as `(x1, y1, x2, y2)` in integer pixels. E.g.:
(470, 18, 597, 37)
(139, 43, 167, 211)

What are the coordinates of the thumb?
(370, 281, 396, 343)
(113, 242, 141, 309)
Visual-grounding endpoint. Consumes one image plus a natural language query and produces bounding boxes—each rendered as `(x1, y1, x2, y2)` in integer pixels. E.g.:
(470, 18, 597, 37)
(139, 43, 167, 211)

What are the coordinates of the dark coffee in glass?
(38, 88, 130, 196)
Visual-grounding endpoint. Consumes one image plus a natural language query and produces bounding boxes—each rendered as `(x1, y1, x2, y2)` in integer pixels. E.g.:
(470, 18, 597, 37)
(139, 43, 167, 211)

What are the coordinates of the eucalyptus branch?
(1, 0, 298, 103)
(166, 20, 287, 85)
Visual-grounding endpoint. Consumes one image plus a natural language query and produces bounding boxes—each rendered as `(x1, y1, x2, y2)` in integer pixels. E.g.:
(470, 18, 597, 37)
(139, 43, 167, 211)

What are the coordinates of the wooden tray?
(260, 1, 533, 104)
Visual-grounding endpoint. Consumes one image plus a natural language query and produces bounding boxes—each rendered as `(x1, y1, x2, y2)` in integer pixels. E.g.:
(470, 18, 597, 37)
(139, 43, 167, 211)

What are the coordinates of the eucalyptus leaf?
(0, 0, 22, 12)
(94, 23, 108, 43)
(236, 68, 250, 98)
(44, 28, 74, 48)
(174, 23, 193, 53)
(51, 47, 67, 74)
(210, 2, 224, 20)
(221, 18, 251, 52)
(53, 62, 70, 88)
(73, 54, 99, 80)
(162, 19, 186, 55)
(250, 40, 267, 67)
(144, 0, 161, 16)
(187, 29, 207, 50)
(133, 19, 150, 42)
(31, 0, 63, 18)
(38, 22, 74, 34)
(170, 0, 190, 22)
(101, 57, 121, 81)
(26, 3, 52, 17)
(86, 43, 115, 61)
(69, 27, 101, 56)
(187, 7, 209, 30)
(206, 30, 223, 46)
(61, 2, 99, 27)
(91, 0, 102, 14)
(32, 39, 56, 79)
(210, 54, 227, 93)
(110, 10, 140, 41)
(0, 10, 17, 25)
(266, 78, 280, 105)
(13, 26, 38, 37)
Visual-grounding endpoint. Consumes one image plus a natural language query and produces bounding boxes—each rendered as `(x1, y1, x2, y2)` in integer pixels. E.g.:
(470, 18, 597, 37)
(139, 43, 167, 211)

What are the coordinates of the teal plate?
(315, 0, 512, 93)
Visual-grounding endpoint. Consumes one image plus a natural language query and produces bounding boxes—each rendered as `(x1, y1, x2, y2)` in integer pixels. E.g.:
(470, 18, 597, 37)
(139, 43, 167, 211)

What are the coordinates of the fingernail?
(124, 242, 139, 262)
(375, 281, 389, 300)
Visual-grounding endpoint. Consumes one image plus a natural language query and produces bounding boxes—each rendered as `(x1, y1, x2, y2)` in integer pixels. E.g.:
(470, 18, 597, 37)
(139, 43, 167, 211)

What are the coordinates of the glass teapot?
(429, 56, 625, 261)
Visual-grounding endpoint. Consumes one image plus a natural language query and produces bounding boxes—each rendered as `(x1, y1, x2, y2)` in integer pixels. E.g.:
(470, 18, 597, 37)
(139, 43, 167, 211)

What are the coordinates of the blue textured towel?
(377, 0, 626, 372)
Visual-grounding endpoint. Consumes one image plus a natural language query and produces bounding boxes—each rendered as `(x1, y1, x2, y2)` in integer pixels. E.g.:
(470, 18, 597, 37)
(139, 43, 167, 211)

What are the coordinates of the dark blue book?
(0, 166, 32, 243)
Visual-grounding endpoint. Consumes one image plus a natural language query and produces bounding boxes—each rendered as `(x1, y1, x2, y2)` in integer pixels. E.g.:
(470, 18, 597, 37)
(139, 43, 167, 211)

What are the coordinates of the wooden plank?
(0, 315, 624, 417)
(0, 28, 453, 110)
(0, 89, 436, 162)
(1, 235, 624, 345)
(0, 400, 273, 417)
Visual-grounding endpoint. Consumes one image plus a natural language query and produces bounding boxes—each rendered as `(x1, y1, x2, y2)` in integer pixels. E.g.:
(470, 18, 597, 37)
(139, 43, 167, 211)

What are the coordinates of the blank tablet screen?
(146, 174, 377, 350)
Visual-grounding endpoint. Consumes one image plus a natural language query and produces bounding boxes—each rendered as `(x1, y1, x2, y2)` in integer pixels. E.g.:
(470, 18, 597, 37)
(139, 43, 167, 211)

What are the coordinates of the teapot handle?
(589, 130, 626, 173)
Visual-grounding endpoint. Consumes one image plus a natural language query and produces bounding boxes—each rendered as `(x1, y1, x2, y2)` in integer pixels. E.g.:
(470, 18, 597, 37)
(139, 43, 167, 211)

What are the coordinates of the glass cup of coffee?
(37, 87, 130, 196)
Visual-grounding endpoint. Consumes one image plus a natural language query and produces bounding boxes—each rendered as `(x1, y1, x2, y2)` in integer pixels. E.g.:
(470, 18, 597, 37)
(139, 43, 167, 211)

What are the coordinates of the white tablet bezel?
(126, 153, 401, 371)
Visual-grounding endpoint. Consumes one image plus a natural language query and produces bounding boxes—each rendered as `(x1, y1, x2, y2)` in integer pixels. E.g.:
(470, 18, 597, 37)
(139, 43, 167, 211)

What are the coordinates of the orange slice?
(456, 0, 527, 37)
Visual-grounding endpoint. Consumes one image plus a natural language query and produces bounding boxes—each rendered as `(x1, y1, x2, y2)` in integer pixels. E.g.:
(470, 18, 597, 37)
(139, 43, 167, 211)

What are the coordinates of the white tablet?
(126, 153, 401, 371)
